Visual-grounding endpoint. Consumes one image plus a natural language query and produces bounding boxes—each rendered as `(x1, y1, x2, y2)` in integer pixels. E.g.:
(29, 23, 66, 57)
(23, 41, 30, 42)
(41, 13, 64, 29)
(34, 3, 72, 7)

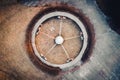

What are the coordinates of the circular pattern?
(55, 36, 64, 45)
(31, 11, 88, 69)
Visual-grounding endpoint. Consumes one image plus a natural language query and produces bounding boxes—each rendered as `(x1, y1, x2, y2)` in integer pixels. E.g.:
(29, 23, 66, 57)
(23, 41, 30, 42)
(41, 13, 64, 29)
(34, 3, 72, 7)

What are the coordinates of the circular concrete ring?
(31, 11, 88, 69)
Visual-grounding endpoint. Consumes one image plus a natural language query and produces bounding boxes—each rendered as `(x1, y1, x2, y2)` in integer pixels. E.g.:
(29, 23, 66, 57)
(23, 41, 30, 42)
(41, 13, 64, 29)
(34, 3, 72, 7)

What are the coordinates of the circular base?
(26, 4, 94, 75)
(32, 11, 88, 68)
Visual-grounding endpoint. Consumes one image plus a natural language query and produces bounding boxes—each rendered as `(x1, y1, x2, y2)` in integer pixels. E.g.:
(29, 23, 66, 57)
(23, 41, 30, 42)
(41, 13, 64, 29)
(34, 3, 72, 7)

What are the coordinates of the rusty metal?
(25, 2, 95, 75)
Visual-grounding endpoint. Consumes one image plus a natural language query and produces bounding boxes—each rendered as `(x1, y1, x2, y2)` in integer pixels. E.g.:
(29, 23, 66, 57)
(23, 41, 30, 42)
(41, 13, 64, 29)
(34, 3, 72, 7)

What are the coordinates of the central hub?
(55, 36, 64, 44)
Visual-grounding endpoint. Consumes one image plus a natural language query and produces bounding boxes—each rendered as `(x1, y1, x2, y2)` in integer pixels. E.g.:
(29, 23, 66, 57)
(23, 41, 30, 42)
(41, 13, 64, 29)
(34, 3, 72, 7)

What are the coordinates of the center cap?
(55, 36, 64, 44)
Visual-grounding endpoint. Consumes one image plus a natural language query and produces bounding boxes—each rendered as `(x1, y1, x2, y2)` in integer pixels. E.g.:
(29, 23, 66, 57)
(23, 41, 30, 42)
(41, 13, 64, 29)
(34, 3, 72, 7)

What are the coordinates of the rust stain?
(25, 2, 95, 75)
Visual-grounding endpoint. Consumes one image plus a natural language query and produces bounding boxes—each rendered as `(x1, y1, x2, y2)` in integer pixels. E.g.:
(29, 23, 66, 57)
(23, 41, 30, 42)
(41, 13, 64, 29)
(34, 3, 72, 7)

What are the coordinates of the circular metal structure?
(31, 11, 88, 69)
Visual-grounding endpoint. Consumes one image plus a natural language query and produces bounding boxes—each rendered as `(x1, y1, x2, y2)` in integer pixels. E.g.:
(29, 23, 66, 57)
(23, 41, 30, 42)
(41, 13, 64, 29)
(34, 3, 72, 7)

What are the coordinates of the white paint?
(55, 36, 64, 44)
(50, 27, 55, 31)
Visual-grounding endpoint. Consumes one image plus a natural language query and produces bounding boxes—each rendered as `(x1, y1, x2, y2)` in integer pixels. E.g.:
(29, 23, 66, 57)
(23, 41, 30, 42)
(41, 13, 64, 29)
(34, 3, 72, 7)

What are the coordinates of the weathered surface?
(0, 4, 60, 80)
(0, 0, 120, 80)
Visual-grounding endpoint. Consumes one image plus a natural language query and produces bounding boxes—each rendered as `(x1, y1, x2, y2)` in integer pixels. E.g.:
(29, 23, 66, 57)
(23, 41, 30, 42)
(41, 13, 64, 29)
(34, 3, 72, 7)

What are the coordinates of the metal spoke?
(36, 27, 55, 39)
(40, 31, 55, 39)
(59, 18, 63, 36)
(61, 44, 70, 59)
(65, 36, 81, 40)
(44, 44, 56, 56)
